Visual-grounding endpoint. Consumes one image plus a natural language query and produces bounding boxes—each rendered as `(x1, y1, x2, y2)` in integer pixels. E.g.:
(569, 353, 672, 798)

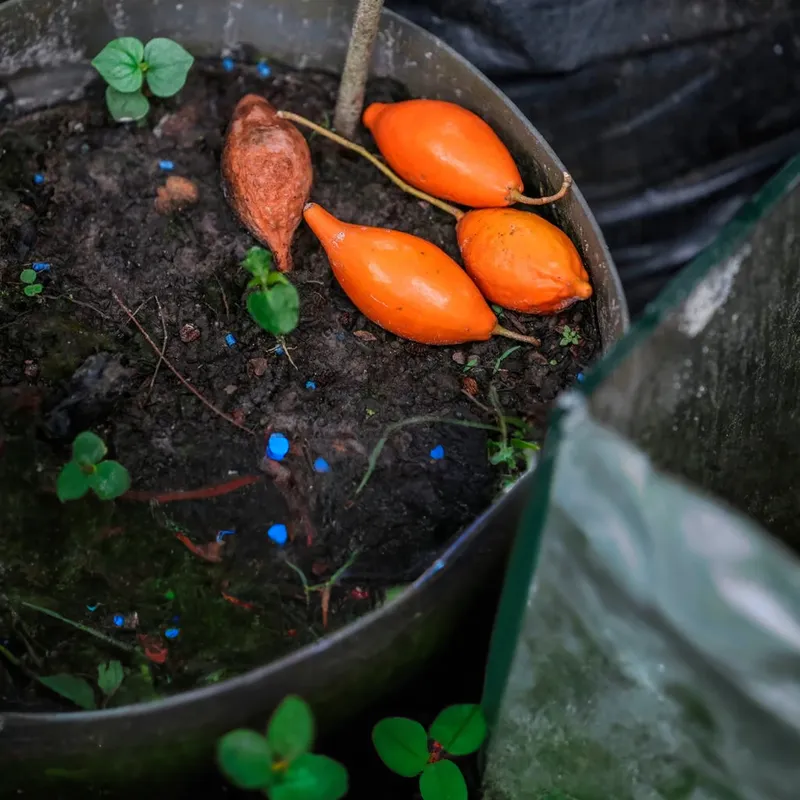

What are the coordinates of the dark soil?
(0, 61, 598, 712)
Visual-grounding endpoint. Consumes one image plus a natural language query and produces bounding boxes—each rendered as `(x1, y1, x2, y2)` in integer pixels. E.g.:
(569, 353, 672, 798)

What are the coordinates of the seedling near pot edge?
(19, 269, 42, 297)
(56, 431, 131, 502)
(91, 37, 194, 122)
(217, 695, 348, 799)
(559, 325, 581, 346)
(242, 247, 300, 337)
(372, 704, 487, 800)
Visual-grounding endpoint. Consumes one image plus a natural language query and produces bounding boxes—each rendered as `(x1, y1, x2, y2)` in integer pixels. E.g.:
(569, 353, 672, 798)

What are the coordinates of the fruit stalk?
(277, 110, 464, 219)
(333, 0, 385, 138)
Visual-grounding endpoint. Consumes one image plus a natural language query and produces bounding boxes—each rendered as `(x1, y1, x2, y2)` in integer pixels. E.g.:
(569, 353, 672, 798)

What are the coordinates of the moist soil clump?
(0, 61, 598, 711)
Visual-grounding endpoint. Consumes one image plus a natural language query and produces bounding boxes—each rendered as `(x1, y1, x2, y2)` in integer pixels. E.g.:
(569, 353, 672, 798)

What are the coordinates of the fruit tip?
(362, 102, 385, 130)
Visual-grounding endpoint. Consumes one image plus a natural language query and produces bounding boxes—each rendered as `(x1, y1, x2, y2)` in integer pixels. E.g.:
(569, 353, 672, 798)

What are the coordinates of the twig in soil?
(48, 293, 112, 320)
(142, 295, 168, 407)
(20, 601, 137, 655)
(355, 415, 502, 496)
(123, 474, 262, 503)
(112, 291, 257, 437)
(489, 386, 508, 450)
(277, 110, 465, 220)
(213, 273, 231, 319)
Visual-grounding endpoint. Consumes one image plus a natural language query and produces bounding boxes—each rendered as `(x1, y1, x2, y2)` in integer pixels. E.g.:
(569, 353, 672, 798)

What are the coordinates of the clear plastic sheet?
(481, 156, 800, 799)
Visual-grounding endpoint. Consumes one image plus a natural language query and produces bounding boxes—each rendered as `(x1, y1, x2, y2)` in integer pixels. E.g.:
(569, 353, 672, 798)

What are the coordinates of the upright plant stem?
(334, 0, 385, 138)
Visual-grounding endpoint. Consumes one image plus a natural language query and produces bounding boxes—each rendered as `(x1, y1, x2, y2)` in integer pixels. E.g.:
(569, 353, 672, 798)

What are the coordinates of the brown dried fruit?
(222, 95, 312, 271)
(179, 322, 201, 343)
(462, 376, 479, 396)
(155, 176, 199, 214)
(353, 329, 377, 342)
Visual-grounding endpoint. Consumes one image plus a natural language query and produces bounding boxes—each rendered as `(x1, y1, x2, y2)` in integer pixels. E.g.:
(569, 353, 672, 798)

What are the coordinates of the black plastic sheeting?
(388, 0, 800, 314)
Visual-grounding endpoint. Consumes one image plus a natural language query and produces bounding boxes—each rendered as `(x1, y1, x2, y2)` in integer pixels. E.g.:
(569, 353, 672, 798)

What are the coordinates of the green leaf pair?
(372, 704, 487, 800)
(20, 268, 42, 297)
(217, 696, 348, 800)
(91, 37, 194, 121)
(56, 431, 131, 502)
(242, 247, 300, 336)
(39, 660, 125, 710)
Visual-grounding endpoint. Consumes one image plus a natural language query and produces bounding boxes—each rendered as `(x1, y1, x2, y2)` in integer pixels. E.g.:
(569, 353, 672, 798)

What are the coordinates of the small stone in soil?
(266, 432, 290, 461)
(305, 380, 316, 390)
(430, 445, 445, 460)
(164, 627, 180, 639)
(32, 262, 50, 272)
(314, 457, 330, 473)
(23, 360, 38, 379)
(224, 384, 237, 395)
(353, 330, 377, 342)
(225, 333, 237, 347)
(222, 57, 235, 72)
(248, 357, 269, 377)
(180, 322, 201, 343)
(452, 351, 466, 365)
(268, 523, 288, 546)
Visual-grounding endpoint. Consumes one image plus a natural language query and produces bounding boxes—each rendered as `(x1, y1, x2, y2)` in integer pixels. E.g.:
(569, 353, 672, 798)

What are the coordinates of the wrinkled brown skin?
(222, 94, 313, 271)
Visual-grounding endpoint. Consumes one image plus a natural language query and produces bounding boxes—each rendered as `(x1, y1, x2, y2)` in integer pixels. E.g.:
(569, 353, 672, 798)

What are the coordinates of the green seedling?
(20, 269, 42, 297)
(487, 388, 540, 489)
(56, 431, 131, 502)
(559, 325, 580, 346)
(373, 704, 487, 800)
(35, 659, 127, 710)
(462, 356, 479, 373)
(491, 303, 505, 318)
(242, 247, 299, 336)
(493, 345, 520, 374)
(92, 36, 194, 122)
(217, 695, 348, 800)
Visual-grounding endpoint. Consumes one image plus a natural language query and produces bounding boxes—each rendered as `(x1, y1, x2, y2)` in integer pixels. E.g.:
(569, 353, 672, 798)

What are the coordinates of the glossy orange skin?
(304, 203, 498, 345)
(456, 209, 592, 314)
(363, 100, 523, 208)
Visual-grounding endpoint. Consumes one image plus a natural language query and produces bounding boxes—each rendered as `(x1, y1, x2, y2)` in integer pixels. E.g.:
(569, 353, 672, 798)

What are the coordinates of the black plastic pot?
(0, 0, 628, 792)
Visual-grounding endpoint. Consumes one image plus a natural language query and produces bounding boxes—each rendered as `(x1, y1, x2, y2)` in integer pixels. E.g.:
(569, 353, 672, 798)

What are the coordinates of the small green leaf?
(143, 38, 194, 97)
(24, 284, 43, 297)
(105, 87, 150, 122)
(242, 246, 273, 278)
(372, 718, 429, 777)
(217, 729, 274, 790)
(247, 283, 299, 336)
(39, 674, 96, 710)
(72, 431, 107, 466)
(419, 760, 467, 800)
(271, 754, 348, 800)
(429, 704, 487, 756)
(267, 695, 314, 762)
(91, 37, 145, 93)
(20, 269, 37, 284)
(56, 461, 91, 502)
(88, 460, 130, 500)
(97, 660, 125, 697)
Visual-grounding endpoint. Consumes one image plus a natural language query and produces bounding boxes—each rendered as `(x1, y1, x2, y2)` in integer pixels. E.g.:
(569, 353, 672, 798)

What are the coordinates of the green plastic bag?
(482, 157, 800, 800)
